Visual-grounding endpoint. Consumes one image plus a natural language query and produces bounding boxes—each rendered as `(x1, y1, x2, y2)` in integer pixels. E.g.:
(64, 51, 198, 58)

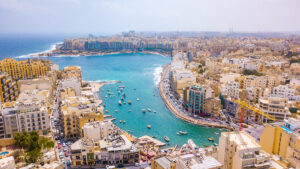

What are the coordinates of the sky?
(0, 0, 300, 34)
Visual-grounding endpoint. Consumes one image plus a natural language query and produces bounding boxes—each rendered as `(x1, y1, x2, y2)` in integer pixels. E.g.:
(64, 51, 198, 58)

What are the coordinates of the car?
(63, 147, 67, 152)
(59, 155, 64, 159)
(57, 140, 61, 144)
(63, 142, 66, 147)
(58, 144, 61, 149)
(66, 160, 71, 166)
(65, 151, 68, 157)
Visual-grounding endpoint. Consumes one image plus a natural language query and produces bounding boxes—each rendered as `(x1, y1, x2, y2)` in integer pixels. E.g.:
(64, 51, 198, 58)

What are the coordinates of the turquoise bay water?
(50, 53, 221, 147)
(0, 35, 220, 147)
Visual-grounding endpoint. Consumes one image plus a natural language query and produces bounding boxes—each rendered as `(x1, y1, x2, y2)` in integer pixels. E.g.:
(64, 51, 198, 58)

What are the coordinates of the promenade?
(159, 64, 229, 129)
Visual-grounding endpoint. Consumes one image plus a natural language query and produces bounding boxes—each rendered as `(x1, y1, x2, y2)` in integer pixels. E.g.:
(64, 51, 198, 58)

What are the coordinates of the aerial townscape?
(0, 31, 299, 169)
(1, 0, 300, 169)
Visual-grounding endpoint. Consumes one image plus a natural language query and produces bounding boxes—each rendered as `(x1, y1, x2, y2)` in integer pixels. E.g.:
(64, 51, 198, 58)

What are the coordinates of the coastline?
(159, 64, 230, 129)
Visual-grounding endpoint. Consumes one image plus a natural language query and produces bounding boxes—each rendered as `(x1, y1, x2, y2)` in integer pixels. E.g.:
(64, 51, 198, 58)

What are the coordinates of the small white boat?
(153, 110, 156, 113)
(179, 131, 188, 135)
(142, 109, 146, 113)
(123, 102, 126, 104)
(128, 100, 132, 105)
(148, 108, 151, 112)
(118, 91, 121, 94)
(115, 109, 118, 112)
(136, 98, 140, 101)
(147, 125, 151, 129)
(118, 100, 122, 105)
(120, 120, 122, 123)
(121, 97, 124, 100)
(123, 120, 126, 123)
(128, 109, 132, 112)
(215, 132, 219, 135)
(164, 136, 170, 142)
(105, 95, 108, 98)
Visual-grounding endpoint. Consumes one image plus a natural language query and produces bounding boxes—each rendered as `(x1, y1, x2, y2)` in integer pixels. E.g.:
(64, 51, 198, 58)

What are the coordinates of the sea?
(0, 34, 221, 147)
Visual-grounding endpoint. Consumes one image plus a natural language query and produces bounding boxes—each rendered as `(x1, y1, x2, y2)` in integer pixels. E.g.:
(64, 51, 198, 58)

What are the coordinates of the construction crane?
(232, 99, 276, 131)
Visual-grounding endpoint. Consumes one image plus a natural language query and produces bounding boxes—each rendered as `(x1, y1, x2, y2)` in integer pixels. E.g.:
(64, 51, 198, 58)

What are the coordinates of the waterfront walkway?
(159, 64, 229, 129)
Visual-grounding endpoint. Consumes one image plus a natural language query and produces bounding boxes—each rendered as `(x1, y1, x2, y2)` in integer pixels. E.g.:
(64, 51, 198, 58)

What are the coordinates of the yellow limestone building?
(260, 121, 300, 168)
(0, 58, 48, 80)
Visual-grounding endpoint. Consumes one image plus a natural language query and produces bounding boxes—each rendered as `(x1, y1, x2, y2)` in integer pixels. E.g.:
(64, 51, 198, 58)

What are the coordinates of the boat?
(119, 86, 125, 88)
(118, 100, 122, 105)
(118, 91, 121, 94)
(208, 138, 214, 142)
(105, 95, 108, 98)
(120, 120, 122, 123)
(176, 132, 181, 135)
(153, 110, 156, 113)
(136, 98, 140, 101)
(123, 102, 126, 104)
(121, 97, 124, 100)
(215, 132, 219, 135)
(148, 108, 151, 112)
(152, 136, 156, 138)
(147, 125, 151, 129)
(142, 109, 146, 113)
(128, 110, 132, 112)
(107, 92, 113, 95)
(120, 88, 123, 91)
(103, 104, 106, 107)
(123, 93, 126, 98)
(128, 100, 132, 105)
(179, 131, 188, 135)
(105, 110, 109, 113)
(214, 143, 218, 146)
(123, 120, 126, 123)
(115, 109, 118, 112)
(164, 136, 170, 142)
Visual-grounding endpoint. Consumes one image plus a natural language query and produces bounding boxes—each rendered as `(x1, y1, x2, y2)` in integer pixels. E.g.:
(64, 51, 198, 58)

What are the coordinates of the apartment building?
(259, 97, 290, 121)
(218, 131, 271, 169)
(221, 81, 239, 99)
(2, 89, 50, 138)
(61, 78, 81, 96)
(0, 73, 19, 103)
(176, 153, 222, 169)
(0, 58, 49, 80)
(260, 120, 300, 168)
(60, 96, 103, 139)
(61, 66, 82, 85)
(82, 120, 114, 140)
(0, 156, 16, 169)
(71, 134, 139, 167)
(271, 85, 295, 100)
(238, 75, 279, 90)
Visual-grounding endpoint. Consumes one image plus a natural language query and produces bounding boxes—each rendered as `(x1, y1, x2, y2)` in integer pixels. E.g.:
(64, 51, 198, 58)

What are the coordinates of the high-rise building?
(217, 131, 271, 169)
(0, 72, 19, 103)
(0, 58, 49, 80)
(259, 97, 290, 121)
(187, 85, 205, 116)
(260, 121, 300, 168)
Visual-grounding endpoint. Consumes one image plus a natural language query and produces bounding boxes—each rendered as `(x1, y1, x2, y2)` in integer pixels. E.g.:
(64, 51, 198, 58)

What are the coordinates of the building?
(61, 66, 82, 85)
(0, 72, 19, 103)
(259, 97, 290, 121)
(204, 97, 222, 117)
(82, 120, 114, 140)
(70, 134, 139, 167)
(238, 75, 279, 90)
(271, 85, 295, 100)
(0, 58, 49, 80)
(2, 89, 50, 138)
(260, 121, 300, 168)
(176, 153, 222, 169)
(0, 156, 16, 169)
(218, 131, 271, 169)
(151, 156, 176, 169)
(60, 96, 103, 139)
(186, 85, 205, 116)
(61, 78, 81, 96)
(221, 81, 239, 99)
(0, 107, 5, 138)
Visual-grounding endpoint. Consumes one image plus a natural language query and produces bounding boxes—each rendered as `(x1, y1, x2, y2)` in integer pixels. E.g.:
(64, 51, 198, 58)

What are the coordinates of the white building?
(271, 85, 295, 100)
(218, 131, 271, 169)
(176, 153, 222, 169)
(221, 81, 239, 98)
(62, 78, 81, 96)
(259, 97, 290, 121)
(0, 156, 15, 169)
(82, 120, 114, 140)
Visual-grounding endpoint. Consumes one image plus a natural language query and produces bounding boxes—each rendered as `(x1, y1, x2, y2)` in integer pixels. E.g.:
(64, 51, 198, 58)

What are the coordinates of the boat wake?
(153, 66, 163, 86)
(15, 42, 63, 59)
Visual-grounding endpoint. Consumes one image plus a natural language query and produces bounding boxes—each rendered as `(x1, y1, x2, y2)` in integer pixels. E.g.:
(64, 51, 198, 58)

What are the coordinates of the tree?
(14, 131, 55, 164)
